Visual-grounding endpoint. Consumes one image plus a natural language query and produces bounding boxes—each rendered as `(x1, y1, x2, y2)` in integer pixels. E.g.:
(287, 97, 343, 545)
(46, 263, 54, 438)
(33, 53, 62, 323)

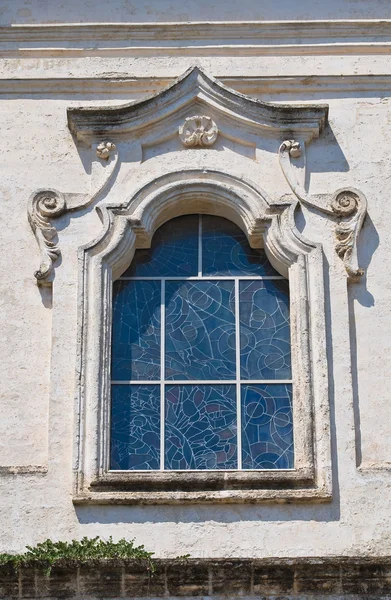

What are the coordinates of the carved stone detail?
(331, 190, 359, 217)
(96, 141, 116, 160)
(279, 140, 367, 279)
(331, 189, 367, 278)
(280, 139, 302, 158)
(27, 189, 67, 284)
(179, 115, 218, 148)
(28, 146, 119, 286)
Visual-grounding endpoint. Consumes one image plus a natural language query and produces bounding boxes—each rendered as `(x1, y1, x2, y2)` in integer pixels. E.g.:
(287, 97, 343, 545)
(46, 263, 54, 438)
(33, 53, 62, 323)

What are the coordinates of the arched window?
(110, 214, 293, 472)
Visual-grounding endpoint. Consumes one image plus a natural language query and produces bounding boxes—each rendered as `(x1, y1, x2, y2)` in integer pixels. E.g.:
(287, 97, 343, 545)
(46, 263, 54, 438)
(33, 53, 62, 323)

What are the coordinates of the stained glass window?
(110, 215, 293, 471)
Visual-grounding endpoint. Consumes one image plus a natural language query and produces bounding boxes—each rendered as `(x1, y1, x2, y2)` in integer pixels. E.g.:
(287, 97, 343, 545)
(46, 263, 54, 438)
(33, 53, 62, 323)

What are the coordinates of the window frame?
(73, 170, 332, 504)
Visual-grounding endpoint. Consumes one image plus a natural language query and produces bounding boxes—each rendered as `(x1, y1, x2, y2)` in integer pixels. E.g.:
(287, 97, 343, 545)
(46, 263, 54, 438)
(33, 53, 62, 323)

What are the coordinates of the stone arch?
(87, 168, 318, 281)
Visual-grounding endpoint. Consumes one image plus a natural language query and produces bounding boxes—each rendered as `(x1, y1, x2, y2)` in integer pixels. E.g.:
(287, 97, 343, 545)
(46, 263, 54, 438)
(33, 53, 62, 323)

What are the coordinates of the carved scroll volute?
(27, 189, 66, 285)
(330, 189, 367, 279)
(279, 140, 367, 280)
(28, 141, 118, 286)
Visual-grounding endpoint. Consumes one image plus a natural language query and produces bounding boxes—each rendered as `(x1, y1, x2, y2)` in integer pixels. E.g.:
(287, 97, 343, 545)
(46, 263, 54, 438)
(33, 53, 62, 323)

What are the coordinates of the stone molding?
(28, 66, 333, 288)
(1, 557, 391, 599)
(74, 168, 331, 504)
(1, 20, 391, 58)
(3, 75, 391, 96)
(24, 66, 373, 502)
(27, 142, 118, 285)
(67, 65, 328, 143)
(278, 140, 367, 279)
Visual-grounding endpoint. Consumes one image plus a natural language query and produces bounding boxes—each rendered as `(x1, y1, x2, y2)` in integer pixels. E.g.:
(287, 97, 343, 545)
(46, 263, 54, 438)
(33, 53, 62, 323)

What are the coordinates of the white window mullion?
(160, 278, 166, 471)
(118, 276, 285, 281)
(235, 278, 242, 470)
(112, 379, 292, 385)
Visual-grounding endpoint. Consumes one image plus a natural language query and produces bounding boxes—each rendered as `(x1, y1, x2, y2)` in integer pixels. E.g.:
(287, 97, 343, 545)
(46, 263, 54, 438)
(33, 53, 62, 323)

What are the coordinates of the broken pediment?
(67, 65, 328, 145)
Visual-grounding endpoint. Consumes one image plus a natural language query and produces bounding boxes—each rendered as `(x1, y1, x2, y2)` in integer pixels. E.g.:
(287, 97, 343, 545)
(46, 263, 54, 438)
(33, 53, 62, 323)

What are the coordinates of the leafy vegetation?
(0, 536, 155, 574)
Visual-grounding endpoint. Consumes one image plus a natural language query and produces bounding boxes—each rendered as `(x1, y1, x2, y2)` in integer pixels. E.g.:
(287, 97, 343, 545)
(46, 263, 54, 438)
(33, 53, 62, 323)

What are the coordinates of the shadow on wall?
(305, 122, 350, 192)
(347, 213, 379, 467)
(75, 498, 340, 526)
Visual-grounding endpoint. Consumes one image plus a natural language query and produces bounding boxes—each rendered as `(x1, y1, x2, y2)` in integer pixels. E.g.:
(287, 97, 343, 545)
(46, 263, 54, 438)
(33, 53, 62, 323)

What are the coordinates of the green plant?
(0, 536, 154, 575)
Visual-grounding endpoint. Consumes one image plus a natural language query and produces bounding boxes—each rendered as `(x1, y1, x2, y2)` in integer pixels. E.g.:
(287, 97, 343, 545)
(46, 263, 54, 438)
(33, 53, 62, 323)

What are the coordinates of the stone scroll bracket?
(28, 142, 118, 286)
(278, 140, 367, 280)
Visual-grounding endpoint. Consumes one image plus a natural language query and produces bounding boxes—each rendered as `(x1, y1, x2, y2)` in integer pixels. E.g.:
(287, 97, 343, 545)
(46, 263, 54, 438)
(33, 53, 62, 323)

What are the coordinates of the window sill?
(91, 469, 313, 492)
(73, 488, 331, 505)
(73, 468, 331, 504)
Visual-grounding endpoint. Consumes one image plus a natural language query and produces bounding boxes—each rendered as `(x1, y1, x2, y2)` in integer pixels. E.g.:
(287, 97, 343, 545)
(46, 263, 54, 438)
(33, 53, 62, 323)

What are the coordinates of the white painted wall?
(0, 0, 390, 558)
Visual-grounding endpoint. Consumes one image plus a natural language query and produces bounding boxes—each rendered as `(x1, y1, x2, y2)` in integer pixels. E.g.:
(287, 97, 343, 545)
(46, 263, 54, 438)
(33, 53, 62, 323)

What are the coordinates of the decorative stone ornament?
(28, 146, 119, 285)
(279, 140, 367, 279)
(178, 115, 218, 147)
(28, 66, 367, 289)
(96, 141, 116, 160)
(27, 189, 66, 282)
(24, 64, 373, 505)
(281, 139, 302, 158)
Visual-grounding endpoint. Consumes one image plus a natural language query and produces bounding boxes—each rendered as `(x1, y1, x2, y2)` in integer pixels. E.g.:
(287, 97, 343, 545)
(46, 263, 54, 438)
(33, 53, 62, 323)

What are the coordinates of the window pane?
(240, 280, 291, 380)
(122, 215, 199, 277)
(241, 384, 293, 469)
(112, 280, 161, 381)
(165, 280, 236, 380)
(165, 385, 237, 470)
(202, 214, 280, 276)
(110, 385, 160, 470)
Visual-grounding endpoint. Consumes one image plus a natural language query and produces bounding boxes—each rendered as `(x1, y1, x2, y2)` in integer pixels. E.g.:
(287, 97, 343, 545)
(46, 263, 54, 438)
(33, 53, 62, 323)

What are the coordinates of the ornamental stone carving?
(178, 115, 218, 148)
(27, 189, 67, 283)
(29, 67, 367, 286)
(96, 141, 116, 160)
(279, 140, 367, 279)
(28, 144, 119, 285)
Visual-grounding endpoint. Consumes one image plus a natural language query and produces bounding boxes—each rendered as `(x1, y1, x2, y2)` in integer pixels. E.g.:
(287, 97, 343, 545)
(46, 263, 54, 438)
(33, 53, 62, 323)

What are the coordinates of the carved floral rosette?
(179, 115, 219, 148)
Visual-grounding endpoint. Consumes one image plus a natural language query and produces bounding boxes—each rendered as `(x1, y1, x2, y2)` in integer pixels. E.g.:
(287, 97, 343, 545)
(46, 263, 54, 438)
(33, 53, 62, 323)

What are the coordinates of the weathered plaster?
(0, 0, 390, 564)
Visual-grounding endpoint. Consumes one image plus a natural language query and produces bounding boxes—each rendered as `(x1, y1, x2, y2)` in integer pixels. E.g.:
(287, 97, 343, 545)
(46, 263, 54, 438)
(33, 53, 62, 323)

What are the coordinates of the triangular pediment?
(67, 66, 328, 144)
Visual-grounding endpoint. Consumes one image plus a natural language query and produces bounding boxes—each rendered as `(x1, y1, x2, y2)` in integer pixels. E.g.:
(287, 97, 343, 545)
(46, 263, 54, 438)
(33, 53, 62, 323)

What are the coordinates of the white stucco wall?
(0, 0, 390, 559)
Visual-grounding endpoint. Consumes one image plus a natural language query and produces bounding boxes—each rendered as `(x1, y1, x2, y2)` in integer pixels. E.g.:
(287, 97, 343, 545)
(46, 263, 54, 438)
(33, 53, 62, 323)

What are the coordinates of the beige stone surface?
(0, 0, 390, 560)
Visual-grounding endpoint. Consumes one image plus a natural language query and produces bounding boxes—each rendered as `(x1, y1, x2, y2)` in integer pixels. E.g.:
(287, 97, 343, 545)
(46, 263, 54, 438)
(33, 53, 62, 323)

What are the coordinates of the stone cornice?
(1, 557, 391, 598)
(2, 74, 391, 96)
(1, 19, 391, 41)
(1, 20, 391, 57)
(67, 66, 328, 142)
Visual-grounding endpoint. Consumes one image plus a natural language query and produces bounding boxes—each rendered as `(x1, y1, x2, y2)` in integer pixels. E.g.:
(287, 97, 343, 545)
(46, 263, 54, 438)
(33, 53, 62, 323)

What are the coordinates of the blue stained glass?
(112, 280, 161, 381)
(110, 385, 160, 470)
(165, 385, 237, 469)
(165, 280, 236, 380)
(122, 215, 199, 277)
(202, 215, 280, 277)
(240, 280, 291, 380)
(241, 384, 294, 469)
